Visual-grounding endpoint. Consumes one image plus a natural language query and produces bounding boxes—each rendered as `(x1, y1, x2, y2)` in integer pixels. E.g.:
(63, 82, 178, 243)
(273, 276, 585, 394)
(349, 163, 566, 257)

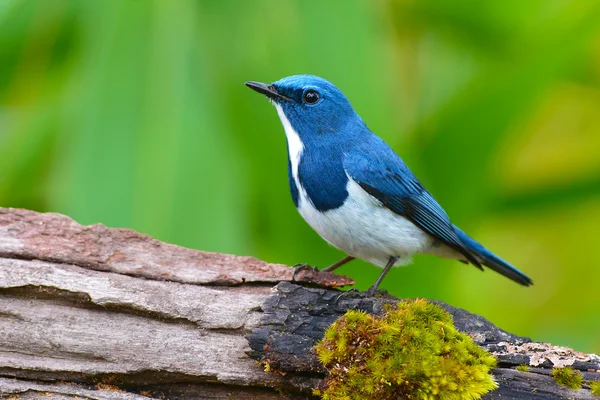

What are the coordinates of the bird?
(245, 75, 533, 292)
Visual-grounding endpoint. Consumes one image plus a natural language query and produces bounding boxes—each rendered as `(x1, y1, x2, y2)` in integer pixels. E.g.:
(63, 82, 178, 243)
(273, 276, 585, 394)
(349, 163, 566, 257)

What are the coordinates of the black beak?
(245, 81, 290, 101)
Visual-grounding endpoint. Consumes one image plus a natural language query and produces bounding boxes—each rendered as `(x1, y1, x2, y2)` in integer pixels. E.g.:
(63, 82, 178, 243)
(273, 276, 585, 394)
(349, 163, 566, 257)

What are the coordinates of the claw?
(332, 288, 361, 305)
(333, 292, 345, 305)
(292, 263, 318, 281)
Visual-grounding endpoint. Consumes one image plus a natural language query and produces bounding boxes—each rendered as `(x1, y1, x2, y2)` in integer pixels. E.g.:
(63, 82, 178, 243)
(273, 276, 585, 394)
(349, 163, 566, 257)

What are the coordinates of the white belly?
(297, 178, 437, 268)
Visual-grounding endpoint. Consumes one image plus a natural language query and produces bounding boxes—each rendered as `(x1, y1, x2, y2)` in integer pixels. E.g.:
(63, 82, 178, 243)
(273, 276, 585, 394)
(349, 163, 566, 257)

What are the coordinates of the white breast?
(272, 102, 439, 268)
(301, 177, 438, 267)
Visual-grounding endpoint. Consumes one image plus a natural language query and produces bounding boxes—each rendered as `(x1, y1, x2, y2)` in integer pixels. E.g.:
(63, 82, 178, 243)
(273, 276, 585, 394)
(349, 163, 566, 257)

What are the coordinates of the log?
(0, 207, 598, 399)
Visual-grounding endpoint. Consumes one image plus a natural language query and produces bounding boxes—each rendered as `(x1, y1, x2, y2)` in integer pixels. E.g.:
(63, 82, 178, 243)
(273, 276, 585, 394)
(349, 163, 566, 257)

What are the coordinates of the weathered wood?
(0, 207, 598, 399)
(0, 207, 352, 288)
(248, 282, 600, 399)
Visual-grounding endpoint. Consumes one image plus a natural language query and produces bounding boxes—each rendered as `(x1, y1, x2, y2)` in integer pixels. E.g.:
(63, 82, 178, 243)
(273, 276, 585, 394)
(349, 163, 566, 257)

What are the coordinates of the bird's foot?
(332, 288, 359, 305)
(292, 263, 319, 281)
(365, 286, 389, 297)
(332, 287, 389, 305)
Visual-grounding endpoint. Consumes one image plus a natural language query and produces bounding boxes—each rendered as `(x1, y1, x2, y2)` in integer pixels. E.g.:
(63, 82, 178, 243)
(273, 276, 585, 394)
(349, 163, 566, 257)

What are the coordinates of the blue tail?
(454, 225, 533, 286)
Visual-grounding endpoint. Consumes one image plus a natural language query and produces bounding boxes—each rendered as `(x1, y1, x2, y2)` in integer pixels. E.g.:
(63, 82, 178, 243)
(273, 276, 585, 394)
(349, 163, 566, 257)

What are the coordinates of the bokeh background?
(1, 0, 599, 353)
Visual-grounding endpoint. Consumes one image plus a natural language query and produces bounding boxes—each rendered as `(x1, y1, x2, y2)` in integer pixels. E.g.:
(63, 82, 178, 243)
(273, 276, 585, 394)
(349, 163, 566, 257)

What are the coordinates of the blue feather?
(343, 139, 481, 268)
(246, 74, 533, 288)
(298, 143, 348, 211)
(286, 155, 299, 207)
(453, 226, 533, 286)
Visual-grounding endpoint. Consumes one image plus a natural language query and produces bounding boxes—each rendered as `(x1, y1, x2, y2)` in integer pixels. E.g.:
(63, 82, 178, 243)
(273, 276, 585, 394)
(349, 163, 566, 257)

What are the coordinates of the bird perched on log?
(246, 75, 533, 292)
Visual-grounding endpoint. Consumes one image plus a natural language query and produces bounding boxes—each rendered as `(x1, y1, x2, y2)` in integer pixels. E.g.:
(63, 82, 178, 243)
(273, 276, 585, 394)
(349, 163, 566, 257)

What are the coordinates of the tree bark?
(0, 207, 598, 399)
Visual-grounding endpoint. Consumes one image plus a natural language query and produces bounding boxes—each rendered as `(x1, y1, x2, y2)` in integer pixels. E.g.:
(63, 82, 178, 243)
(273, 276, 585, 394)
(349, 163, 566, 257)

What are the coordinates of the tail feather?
(453, 225, 533, 286)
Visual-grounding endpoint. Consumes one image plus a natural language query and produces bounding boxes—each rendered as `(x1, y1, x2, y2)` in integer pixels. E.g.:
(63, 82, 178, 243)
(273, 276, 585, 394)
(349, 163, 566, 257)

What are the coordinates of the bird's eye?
(303, 90, 320, 104)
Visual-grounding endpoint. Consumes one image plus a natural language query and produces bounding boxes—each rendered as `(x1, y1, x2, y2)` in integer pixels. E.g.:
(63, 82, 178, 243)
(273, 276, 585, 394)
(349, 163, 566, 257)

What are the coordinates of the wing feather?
(344, 150, 482, 268)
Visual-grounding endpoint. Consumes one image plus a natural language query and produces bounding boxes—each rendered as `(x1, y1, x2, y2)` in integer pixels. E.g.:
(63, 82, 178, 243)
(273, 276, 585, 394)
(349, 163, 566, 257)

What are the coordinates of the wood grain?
(0, 207, 597, 399)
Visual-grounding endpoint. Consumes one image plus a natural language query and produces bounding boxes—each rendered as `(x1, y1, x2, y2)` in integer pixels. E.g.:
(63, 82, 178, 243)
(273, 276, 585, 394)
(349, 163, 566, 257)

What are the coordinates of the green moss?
(550, 367, 583, 390)
(590, 380, 600, 396)
(314, 299, 498, 400)
(516, 364, 529, 372)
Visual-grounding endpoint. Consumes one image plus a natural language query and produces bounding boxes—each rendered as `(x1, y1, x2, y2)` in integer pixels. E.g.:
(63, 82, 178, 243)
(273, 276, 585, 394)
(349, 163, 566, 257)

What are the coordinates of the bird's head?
(246, 75, 362, 139)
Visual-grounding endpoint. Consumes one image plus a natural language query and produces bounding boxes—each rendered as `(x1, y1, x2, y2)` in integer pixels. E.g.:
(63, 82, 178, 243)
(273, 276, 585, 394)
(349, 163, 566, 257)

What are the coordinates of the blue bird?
(245, 75, 533, 291)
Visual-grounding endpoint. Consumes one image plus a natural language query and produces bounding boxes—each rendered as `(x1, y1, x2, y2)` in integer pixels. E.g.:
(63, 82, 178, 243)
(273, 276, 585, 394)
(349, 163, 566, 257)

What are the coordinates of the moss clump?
(590, 380, 600, 396)
(314, 299, 498, 400)
(551, 367, 583, 390)
(516, 364, 529, 372)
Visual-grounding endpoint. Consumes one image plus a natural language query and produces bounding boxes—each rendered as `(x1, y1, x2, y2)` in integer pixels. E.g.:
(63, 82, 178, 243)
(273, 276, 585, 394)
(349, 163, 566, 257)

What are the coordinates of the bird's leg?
(366, 256, 398, 295)
(323, 255, 355, 272)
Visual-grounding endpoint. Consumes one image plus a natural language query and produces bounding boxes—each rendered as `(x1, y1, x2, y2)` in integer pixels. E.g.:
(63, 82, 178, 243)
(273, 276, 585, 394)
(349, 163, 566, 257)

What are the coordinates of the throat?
(272, 103, 349, 212)
(274, 104, 304, 184)
(273, 103, 305, 208)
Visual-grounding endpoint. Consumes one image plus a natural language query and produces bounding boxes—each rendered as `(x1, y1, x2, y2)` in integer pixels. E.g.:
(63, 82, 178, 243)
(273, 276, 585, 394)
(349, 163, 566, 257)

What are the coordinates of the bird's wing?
(343, 148, 482, 268)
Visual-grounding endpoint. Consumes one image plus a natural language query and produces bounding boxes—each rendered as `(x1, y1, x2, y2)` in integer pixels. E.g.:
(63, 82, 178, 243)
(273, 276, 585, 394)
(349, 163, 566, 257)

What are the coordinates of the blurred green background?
(1, 0, 599, 353)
